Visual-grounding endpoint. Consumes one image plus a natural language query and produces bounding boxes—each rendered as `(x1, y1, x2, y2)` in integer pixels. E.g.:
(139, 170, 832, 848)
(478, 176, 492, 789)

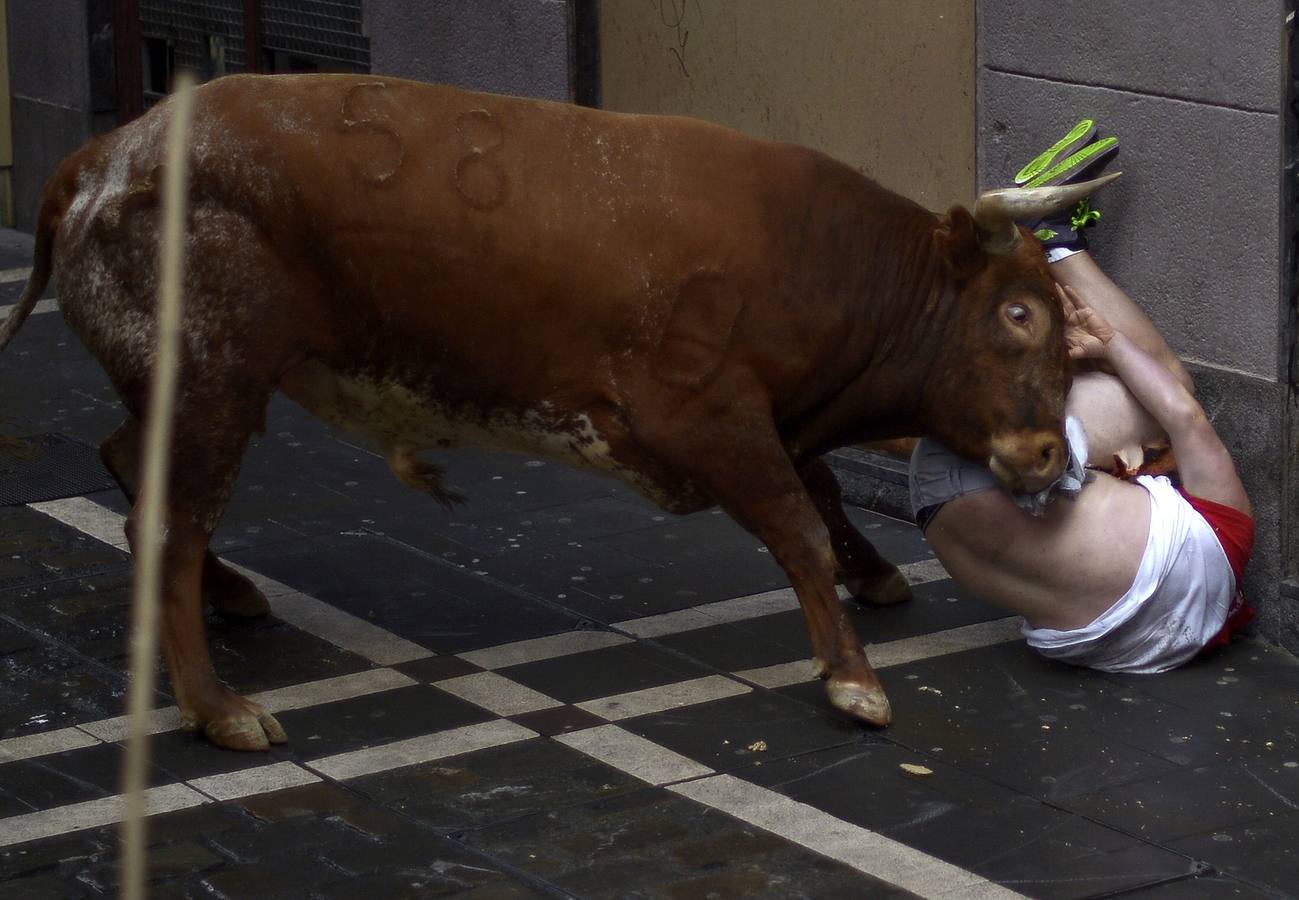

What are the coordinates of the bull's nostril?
(1037, 440, 1061, 473)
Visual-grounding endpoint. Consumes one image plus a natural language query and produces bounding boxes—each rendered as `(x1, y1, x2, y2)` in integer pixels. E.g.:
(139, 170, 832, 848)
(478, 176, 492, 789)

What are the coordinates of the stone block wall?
(978, 0, 1295, 647)
(6, 1, 95, 230)
(365, 0, 572, 101)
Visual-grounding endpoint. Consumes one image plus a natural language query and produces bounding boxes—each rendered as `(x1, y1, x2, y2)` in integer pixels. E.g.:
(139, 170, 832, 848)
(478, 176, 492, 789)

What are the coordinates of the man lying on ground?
(908, 122, 1254, 673)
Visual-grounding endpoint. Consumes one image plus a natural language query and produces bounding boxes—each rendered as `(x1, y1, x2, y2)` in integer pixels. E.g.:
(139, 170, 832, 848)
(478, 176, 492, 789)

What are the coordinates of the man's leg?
(1009, 120, 1187, 388)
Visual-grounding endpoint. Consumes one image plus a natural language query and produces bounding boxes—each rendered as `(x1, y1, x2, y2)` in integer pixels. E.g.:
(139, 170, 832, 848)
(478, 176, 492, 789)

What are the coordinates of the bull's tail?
(0, 196, 57, 353)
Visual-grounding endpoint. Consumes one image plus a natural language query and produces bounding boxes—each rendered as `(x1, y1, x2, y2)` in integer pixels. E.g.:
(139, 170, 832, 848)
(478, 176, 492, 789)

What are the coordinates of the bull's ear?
(933, 206, 987, 280)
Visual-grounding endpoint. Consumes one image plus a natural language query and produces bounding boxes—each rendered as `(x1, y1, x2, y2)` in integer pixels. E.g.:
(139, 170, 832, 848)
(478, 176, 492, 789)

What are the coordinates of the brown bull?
(0, 74, 1113, 751)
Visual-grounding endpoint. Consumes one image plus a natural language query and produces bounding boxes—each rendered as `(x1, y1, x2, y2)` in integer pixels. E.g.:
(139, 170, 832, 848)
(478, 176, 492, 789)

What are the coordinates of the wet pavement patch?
(618, 688, 867, 774)
(272, 684, 496, 760)
(462, 784, 919, 900)
(0, 504, 128, 592)
(494, 641, 715, 706)
(226, 533, 586, 655)
(346, 738, 643, 833)
(650, 619, 811, 672)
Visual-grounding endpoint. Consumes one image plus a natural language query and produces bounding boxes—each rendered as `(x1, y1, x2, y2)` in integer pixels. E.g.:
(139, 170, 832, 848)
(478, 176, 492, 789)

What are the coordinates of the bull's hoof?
(203, 565, 272, 618)
(826, 678, 893, 727)
(846, 570, 912, 608)
(182, 691, 287, 752)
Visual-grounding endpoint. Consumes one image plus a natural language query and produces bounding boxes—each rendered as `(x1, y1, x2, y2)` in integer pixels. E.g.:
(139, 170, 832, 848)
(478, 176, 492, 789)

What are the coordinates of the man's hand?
(1059, 283, 1116, 360)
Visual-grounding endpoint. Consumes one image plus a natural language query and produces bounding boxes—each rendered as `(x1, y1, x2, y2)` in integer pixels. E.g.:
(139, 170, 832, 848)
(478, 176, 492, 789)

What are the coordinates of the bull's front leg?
(638, 412, 892, 726)
(800, 458, 911, 607)
(750, 489, 892, 725)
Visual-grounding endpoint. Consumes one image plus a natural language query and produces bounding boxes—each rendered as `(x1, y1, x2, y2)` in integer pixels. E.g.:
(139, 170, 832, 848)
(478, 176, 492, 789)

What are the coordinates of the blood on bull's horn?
(972, 172, 1122, 255)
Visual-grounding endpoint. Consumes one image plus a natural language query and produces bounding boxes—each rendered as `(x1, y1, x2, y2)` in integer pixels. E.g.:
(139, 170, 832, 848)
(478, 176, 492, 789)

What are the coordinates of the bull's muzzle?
(987, 431, 1066, 494)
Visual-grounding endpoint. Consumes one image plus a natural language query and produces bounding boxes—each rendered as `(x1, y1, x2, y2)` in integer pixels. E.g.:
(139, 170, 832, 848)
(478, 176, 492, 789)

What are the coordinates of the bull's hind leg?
(800, 459, 911, 607)
(123, 387, 287, 751)
(101, 417, 270, 617)
(636, 408, 891, 726)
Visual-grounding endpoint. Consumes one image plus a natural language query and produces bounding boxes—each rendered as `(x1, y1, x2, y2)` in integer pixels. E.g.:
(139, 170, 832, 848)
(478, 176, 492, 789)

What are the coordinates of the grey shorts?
(908, 440, 1000, 533)
(908, 418, 1091, 531)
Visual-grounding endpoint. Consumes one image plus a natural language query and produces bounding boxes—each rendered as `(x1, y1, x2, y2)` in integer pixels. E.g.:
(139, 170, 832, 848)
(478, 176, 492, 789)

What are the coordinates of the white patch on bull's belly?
(290, 364, 618, 473)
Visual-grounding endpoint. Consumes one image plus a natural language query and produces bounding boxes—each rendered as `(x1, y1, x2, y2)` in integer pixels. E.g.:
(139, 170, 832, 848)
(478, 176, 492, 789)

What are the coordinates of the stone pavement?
(1, 232, 1298, 899)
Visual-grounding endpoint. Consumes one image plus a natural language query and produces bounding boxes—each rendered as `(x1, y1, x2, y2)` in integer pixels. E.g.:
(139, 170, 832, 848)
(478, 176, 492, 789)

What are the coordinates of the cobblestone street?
(3, 230, 1299, 898)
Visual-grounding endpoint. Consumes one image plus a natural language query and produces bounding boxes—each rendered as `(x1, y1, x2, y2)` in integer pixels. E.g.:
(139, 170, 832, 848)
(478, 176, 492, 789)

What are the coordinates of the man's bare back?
(926, 470, 1150, 631)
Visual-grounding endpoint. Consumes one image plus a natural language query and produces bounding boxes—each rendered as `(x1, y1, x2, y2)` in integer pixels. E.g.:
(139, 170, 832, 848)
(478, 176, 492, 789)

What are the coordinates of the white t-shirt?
(1021, 475, 1235, 674)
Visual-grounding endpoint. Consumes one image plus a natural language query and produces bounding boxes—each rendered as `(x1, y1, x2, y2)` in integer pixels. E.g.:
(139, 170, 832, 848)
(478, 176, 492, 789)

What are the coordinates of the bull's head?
(925, 173, 1120, 493)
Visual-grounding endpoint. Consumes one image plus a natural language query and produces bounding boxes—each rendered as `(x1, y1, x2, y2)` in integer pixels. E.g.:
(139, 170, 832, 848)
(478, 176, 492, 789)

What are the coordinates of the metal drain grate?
(140, 0, 249, 73)
(0, 434, 119, 506)
(262, 0, 370, 70)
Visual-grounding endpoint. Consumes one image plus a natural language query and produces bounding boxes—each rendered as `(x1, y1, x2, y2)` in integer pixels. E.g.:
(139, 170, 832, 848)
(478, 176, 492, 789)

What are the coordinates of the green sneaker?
(1013, 119, 1097, 186)
(1013, 119, 1121, 255)
(1014, 118, 1119, 190)
(1025, 135, 1119, 189)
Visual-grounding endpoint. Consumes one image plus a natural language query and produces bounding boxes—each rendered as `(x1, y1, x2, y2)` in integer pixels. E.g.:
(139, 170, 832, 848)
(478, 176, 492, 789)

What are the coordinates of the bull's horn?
(973, 172, 1123, 255)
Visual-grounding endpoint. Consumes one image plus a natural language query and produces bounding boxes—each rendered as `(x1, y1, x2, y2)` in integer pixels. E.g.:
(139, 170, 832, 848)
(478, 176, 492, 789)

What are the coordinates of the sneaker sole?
(1025, 136, 1119, 189)
(1013, 118, 1096, 186)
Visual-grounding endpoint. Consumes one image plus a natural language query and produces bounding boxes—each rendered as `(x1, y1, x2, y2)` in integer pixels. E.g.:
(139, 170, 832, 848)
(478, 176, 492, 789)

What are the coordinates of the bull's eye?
(1006, 303, 1030, 325)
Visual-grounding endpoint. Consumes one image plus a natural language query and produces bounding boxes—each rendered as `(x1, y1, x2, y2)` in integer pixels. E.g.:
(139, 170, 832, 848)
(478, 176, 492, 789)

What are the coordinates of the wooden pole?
(120, 69, 195, 900)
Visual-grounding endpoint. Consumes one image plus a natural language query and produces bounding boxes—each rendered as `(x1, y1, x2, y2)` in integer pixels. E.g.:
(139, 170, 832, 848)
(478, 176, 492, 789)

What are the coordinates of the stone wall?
(365, 0, 572, 101)
(978, 0, 1295, 647)
(598, 0, 976, 214)
(6, 1, 95, 230)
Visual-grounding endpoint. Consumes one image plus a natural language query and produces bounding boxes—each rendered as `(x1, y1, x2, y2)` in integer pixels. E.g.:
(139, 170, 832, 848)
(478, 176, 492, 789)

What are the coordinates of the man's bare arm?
(1051, 251, 1195, 392)
(1064, 287, 1250, 514)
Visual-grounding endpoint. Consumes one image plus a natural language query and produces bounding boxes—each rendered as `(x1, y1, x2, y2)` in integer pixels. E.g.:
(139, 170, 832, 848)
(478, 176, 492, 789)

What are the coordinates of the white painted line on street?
(900, 557, 951, 586)
(28, 497, 433, 667)
(457, 629, 632, 669)
(669, 775, 1028, 900)
(614, 588, 799, 638)
(556, 724, 713, 785)
(576, 675, 751, 721)
(434, 671, 562, 717)
(735, 617, 1024, 689)
(188, 761, 320, 802)
(249, 667, 418, 714)
(57, 669, 415, 748)
(267, 588, 433, 666)
(0, 784, 208, 849)
(29, 497, 130, 549)
(223, 563, 434, 667)
(308, 719, 536, 781)
(736, 658, 817, 691)
(0, 727, 100, 763)
(0, 297, 58, 319)
(0, 266, 32, 284)
(869, 617, 1024, 668)
(79, 708, 184, 744)
(613, 558, 950, 641)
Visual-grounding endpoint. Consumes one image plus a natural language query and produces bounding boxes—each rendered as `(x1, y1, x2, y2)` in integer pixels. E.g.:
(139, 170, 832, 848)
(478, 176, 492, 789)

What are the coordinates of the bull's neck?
(783, 190, 957, 461)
